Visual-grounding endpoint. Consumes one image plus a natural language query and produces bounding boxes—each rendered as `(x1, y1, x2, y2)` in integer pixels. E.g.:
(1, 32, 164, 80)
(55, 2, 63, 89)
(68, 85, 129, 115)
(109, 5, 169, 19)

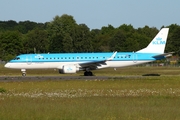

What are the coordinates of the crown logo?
(156, 37, 162, 41)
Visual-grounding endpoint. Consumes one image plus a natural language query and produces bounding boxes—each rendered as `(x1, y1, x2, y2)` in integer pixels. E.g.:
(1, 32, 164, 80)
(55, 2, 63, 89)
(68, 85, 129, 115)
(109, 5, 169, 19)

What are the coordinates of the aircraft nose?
(4, 63, 11, 68)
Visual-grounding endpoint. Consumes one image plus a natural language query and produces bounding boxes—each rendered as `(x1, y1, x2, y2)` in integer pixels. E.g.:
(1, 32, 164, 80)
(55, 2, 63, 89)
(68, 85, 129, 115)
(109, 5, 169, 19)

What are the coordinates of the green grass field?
(0, 64, 180, 120)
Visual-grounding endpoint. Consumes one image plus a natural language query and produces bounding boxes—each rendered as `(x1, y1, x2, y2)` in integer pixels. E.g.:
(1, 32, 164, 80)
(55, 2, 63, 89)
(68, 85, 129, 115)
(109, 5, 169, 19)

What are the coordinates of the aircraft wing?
(78, 51, 117, 69)
(79, 60, 106, 67)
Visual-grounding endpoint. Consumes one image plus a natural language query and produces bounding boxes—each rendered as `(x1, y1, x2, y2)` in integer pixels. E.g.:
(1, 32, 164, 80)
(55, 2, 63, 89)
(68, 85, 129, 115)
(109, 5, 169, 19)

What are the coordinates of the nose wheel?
(21, 69, 26, 77)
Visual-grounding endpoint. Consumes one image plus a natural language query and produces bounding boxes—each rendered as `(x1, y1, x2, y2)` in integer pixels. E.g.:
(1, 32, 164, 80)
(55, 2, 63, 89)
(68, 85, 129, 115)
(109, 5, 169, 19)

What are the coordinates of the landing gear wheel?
(84, 71, 93, 76)
(21, 69, 26, 77)
(22, 73, 26, 77)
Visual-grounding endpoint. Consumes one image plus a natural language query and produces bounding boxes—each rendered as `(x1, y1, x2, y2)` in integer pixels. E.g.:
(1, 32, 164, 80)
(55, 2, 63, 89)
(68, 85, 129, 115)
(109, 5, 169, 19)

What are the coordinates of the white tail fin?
(137, 28, 169, 54)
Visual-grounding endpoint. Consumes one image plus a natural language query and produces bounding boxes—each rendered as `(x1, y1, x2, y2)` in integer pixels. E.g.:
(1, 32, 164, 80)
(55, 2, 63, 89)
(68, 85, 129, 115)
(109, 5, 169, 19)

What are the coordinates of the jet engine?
(59, 65, 79, 74)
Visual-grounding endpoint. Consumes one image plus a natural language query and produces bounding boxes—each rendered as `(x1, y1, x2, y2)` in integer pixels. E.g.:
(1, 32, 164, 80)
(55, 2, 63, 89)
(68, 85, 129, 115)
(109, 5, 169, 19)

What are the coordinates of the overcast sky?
(0, 0, 179, 29)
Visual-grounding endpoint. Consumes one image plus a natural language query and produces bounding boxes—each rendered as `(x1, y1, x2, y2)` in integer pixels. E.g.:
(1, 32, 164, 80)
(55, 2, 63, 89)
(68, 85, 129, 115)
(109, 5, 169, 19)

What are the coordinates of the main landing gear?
(84, 71, 93, 76)
(84, 68, 93, 76)
(21, 69, 26, 76)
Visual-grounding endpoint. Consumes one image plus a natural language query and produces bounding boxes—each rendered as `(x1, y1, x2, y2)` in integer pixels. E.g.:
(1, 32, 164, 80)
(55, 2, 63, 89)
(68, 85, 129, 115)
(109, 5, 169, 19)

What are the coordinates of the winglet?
(106, 51, 117, 61)
(137, 28, 169, 54)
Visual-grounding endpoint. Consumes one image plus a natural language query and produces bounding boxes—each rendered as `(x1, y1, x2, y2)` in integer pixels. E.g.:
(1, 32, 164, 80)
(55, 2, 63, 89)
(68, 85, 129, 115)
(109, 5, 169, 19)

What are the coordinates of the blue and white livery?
(5, 28, 171, 76)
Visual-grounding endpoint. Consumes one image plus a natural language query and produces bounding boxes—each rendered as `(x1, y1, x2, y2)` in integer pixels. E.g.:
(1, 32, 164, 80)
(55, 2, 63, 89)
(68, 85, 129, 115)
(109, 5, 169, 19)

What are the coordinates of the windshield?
(14, 57, 20, 60)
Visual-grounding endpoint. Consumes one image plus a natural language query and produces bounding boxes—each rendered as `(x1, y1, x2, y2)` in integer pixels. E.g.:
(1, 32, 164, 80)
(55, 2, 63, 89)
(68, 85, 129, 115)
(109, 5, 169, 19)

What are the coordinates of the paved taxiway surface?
(0, 75, 145, 82)
(0, 76, 113, 82)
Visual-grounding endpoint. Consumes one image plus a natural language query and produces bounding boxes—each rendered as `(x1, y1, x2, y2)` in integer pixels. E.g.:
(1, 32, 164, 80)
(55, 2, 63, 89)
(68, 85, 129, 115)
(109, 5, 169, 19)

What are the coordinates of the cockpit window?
(14, 57, 20, 60)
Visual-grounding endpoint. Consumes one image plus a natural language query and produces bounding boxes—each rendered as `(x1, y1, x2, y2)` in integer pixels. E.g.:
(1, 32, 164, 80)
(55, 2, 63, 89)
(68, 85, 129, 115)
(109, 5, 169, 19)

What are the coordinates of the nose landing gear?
(21, 69, 26, 76)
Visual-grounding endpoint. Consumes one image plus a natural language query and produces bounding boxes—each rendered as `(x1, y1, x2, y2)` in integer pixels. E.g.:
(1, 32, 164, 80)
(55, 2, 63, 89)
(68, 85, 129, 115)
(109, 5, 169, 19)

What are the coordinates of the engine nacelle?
(60, 65, 79, 74)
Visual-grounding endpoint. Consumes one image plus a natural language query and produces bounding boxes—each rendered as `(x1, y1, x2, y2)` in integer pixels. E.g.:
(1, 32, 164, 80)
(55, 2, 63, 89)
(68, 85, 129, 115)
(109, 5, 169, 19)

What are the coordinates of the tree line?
(0, 14, 180, 61)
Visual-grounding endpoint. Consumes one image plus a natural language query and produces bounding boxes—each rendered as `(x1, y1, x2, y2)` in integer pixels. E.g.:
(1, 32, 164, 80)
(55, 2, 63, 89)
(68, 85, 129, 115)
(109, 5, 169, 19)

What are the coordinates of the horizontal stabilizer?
(153, 52, 174, 58)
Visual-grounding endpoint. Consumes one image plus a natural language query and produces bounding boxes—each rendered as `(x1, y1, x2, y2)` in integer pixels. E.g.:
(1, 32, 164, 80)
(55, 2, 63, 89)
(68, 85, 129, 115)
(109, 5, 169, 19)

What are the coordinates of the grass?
(1, 64, 180, 119)
(1, 96, 180, 120)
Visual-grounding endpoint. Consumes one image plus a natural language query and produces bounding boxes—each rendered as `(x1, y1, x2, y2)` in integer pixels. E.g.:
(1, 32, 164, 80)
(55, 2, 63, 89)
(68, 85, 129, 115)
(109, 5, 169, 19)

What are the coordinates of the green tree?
(99, 25, 115, 51)
(90, 25, 115, 52)
(165, 24, 180, 54)
(137, 26, 158, 39)
(62, 33, 73, 52)
(118, 24, 134, 33)
(0, 31, 23, 61)
(24, 29, 49, 53)
(0, 20, 18, 31)
(109, 30, 126, 51)
(101, 24, 115, 35)
(17, 21, 43, 34)
(125, 37, 139, 52)
(169, 26, 180, 55)
(117, 24, 139, 51)
(74, 24, 93, 52)
(136, 26, 158, 49)
(48, 14, 77, 52)
(89, 29, 101, 51)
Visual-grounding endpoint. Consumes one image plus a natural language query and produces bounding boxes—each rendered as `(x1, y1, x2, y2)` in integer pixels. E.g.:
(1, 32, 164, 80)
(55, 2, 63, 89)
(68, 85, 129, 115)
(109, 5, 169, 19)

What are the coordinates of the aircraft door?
(26, 55, 32, 65)
(133, 52, 138, 63)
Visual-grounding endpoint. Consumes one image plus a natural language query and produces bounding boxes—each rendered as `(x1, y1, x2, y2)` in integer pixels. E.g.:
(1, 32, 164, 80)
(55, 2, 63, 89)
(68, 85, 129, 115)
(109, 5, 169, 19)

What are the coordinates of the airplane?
(5, 28, 171, 76)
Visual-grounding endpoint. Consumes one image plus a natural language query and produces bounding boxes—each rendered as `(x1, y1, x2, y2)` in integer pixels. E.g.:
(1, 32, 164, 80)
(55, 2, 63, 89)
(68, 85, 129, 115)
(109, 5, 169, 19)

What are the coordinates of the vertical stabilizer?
(137, 28, 169, 54)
